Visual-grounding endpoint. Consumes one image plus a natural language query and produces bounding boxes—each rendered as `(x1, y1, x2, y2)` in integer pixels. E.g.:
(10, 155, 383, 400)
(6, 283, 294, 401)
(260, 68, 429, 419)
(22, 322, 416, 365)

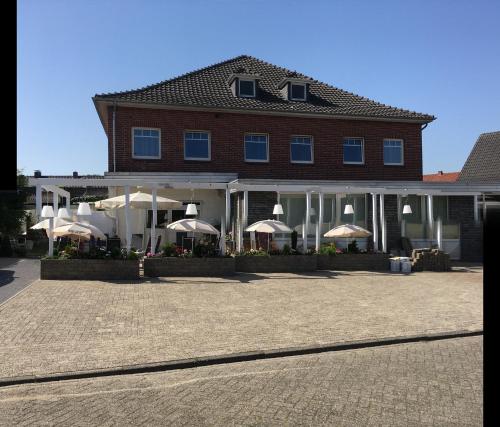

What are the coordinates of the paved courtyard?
(0, 269, 482, 380)
(0, 336, 483, 426)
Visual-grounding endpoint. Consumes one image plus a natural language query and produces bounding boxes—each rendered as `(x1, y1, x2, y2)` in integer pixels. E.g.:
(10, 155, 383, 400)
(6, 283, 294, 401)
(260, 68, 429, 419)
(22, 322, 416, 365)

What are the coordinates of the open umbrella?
(95, 191, 182, 210)
(52, 223, 92, 240)
(166, 218, 220, 235)
(245, 219, 292, 252)
(31, 217, 71, 234)
(323, 224, 372, 238)
(72, 222, 106, 240)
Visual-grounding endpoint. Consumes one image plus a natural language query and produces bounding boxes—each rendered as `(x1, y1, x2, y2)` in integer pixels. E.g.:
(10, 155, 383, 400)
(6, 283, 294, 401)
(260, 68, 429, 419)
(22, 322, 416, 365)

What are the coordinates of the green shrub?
(282, 244, 291, 255)
(161, 242, 177, 257)
(319, 242, 337, 255)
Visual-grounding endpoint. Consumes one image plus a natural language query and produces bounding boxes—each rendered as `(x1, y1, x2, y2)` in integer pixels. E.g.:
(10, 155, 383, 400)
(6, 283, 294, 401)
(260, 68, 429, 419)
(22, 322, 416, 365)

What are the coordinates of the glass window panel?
(384, 140, 403, 164)
(133, 128, 160, 157)
(433, 196, 448, 221)
(343, 139, 363, 163)
(291, 84, 305, 100)
(239, 80, 255, 97)
(185, 132, 209, 159)
(245, 134, 268, 161)
(291, 136, 312, 162)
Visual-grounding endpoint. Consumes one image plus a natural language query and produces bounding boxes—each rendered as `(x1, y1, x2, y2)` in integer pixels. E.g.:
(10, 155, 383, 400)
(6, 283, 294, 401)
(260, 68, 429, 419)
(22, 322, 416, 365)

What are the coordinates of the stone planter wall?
(41, 259, 140, 280)
(144, 257, 235, 277)
(317, 253, 391, 271)
(235, 255, 317, 273)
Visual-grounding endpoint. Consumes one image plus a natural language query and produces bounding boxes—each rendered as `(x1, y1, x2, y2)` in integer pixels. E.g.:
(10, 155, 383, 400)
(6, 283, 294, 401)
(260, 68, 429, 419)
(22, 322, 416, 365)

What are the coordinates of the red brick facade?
(107, 106, 423, 180)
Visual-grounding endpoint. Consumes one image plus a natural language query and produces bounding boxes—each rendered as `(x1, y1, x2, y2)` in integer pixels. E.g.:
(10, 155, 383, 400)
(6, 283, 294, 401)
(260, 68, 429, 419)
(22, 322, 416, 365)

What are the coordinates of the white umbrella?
(323, 224, 372, 238)
(31, 217, 71, 231)
(95, 191, 182, 210)
(72, 222, 106, 240)
(245, 219, 292, 233)
(166, 219, 220, 235)
(52, 223, 92, 240)
(245, 219, 292, 252)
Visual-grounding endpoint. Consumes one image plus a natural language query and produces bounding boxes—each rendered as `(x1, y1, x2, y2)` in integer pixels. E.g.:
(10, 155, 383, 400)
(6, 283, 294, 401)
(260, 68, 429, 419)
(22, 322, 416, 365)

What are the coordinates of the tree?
(0, 170, 29, 237)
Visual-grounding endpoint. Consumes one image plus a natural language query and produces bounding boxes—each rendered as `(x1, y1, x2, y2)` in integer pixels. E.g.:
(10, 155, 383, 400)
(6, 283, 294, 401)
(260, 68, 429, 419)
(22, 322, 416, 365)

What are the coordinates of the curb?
(0, 329, 483, 388)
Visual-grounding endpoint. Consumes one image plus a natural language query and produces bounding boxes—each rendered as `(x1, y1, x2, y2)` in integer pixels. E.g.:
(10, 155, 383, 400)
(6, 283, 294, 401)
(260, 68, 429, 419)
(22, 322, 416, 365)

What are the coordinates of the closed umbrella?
(245, 219, 292, 252)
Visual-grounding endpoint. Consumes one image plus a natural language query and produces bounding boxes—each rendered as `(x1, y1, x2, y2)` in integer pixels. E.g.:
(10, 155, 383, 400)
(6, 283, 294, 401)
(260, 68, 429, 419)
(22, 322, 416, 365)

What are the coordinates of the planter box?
(41, 259, 140, 280)
(317, 253, 390, 271)
(144, 257, 235, 277)
(235, 255, 317, 273)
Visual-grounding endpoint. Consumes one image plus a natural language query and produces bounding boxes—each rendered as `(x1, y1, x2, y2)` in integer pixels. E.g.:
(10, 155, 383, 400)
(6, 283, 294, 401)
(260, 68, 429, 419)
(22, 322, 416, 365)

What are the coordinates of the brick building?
(31, 56, 499, 260)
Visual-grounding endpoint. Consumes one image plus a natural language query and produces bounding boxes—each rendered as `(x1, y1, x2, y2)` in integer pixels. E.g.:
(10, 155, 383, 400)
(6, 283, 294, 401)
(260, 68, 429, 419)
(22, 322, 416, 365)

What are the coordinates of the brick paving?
(0, 336, 483, 426)
(0, 270, 482, 380)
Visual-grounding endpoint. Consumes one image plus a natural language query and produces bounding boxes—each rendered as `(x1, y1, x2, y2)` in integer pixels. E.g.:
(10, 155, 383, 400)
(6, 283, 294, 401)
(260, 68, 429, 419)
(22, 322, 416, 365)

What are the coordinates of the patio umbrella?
(31, 217, 71, 232)
(323, 224, 372, 238)
(52, 223, 92, 240)
(166, 218, 220, 235)
(72, 222, 106, 240)
(324, 224, 372, 252)
(245, 219, 292, 252)
(94, 191, 182, 210)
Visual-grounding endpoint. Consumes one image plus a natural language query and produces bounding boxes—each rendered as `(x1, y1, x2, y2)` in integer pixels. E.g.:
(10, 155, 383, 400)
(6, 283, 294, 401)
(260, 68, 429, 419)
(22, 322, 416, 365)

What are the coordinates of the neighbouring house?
(29, 55, 500, 261)
(423, 171, 460, 182)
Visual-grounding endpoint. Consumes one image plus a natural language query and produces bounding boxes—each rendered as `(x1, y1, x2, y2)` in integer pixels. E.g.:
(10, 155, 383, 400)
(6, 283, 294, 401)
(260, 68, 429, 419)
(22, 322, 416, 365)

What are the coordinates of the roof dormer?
(227, 69, 260, 98)
(277, 76, 310, 102)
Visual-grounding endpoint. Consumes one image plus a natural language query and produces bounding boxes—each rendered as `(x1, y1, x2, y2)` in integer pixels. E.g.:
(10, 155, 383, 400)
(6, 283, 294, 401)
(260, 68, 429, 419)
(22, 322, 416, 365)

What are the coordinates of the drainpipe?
(112, 101, 117, 173)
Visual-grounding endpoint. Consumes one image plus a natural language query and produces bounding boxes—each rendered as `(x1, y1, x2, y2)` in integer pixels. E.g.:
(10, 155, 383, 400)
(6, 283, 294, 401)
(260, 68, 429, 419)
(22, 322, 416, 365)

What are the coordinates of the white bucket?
(390, 257, 401, 272)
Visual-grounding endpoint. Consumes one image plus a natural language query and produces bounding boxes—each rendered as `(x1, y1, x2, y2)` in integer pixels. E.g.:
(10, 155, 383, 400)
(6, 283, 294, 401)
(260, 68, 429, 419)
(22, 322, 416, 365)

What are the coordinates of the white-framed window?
(290, 135, 313, 163)
(343, 138, 364, 164)
(290, 83, 306, 101)
(383, 139, 404, 165)
(184, 131, 211, 161)
(244, 133, 269, 162)
(239, 79, 256, 98)
(132, 127, 161, 159)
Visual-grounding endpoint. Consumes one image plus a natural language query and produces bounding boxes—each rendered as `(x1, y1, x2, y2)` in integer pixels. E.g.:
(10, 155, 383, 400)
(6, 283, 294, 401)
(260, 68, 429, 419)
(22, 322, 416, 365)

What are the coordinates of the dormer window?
(239, 79, 256, 98)
(290, 83, 306, 101)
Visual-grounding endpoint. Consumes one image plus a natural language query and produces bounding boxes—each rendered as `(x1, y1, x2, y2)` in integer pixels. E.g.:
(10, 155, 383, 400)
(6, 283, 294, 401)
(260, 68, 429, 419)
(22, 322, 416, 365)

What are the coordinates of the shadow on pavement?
(0, 270, 15, 287)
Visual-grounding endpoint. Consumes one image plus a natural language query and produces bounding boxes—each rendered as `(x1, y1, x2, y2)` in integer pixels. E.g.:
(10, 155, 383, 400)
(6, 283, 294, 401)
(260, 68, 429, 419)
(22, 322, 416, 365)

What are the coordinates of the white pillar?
(236, 193, 243, 252)
(36, 183, 42, 219)
(427, 195, 434, 244)
(66, 195, 70, 211)
(48, 217, 54, 256)
(335, 194, 342, 226)
(316, 192, 324, 252)
(482, 194, 487, 221)
(250, 231, 256, 250)
(371, 193, 378, 251)
(225, 188, 231, 228)
(379, 194, 386, 253)
(53, 191, 59, 214)
(124, 186, 131, 252)
(437, 218, 442, 250)
(474, 195, 479, 224)
(220, 215, 226, 254)
(151, 188, 157, 255)
(304, 191, 311, 252)
(243, 191, 248, 227)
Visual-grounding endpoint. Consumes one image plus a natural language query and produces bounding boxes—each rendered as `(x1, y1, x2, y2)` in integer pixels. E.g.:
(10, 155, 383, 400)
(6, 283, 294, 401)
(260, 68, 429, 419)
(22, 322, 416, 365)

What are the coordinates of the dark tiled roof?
(458, 131, 500, 182)
(94, 55, 435, 123)
(422, 172, 459, 182)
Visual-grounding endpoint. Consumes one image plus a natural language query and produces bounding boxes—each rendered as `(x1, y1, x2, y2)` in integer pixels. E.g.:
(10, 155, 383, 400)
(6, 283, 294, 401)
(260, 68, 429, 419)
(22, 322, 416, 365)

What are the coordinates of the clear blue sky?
(17, 0, 500, 176)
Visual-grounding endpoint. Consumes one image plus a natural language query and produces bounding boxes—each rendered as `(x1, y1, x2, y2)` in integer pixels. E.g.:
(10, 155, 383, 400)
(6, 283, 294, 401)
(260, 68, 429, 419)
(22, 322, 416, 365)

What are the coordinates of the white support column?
(151, 188, 157, 255)
(379, 194, 386, 253)
(335, 194, 342, 226)
(437, 218, 443, 250)
(316, 192, 324, 252)
(36, 183, 42, 219)
(371, 193, 378, 251)
(396, 195, 402, 223)
(225, 188, 231, 230)
(48, 217, 54, 257)
(124, 185, 131, 252)
(304, 191, 311, 252)
(236, 194, 242, 253)
(66, 195, 70, 211)
(53, 191, 59, 214)
(474, 195, 479, 224)
(427, 195, 434, 244)
(243, 190, 248, 228)
(220, 215, 226, 254)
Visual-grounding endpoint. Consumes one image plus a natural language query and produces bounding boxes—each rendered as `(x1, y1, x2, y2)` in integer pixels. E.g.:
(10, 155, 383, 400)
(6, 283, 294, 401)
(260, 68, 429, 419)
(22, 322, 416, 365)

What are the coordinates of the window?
(290, 83, 306, 101)
(383, 139, 404, 165)
(184, 131, 211, 160)
(239, 79, 255, 98)
(244, 134, 268, 162)
(290, 136, 313, 163)
(343, 138, 364, 164)
(132, 128, 160, 159)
